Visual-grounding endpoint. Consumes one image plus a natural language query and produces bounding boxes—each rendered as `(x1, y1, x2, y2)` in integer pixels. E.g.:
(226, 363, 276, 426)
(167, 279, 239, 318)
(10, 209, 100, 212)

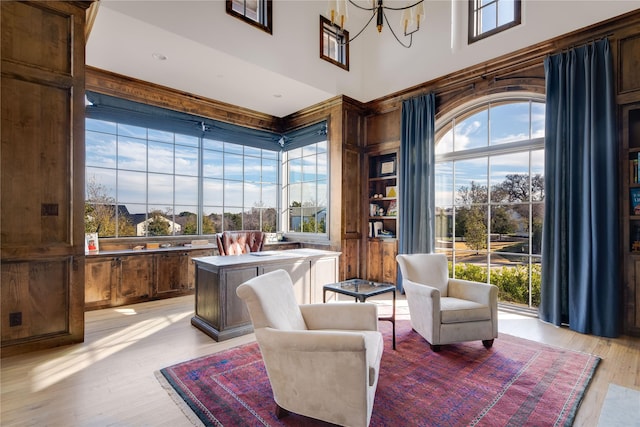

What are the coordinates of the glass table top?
(323, 278, 396, 298)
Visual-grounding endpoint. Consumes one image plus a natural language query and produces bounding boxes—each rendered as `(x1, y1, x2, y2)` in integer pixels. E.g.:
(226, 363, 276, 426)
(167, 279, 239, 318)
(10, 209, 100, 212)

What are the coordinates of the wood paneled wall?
(1, 1, 89, 356)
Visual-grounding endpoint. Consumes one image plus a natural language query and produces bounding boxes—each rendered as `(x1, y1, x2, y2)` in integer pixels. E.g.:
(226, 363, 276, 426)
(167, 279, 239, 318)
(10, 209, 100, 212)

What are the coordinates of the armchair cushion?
(440, 297, 491, 323)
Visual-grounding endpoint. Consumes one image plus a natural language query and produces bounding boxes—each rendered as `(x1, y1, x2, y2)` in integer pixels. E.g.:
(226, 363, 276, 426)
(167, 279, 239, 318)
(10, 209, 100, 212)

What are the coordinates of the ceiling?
(86, 1, 639, 118)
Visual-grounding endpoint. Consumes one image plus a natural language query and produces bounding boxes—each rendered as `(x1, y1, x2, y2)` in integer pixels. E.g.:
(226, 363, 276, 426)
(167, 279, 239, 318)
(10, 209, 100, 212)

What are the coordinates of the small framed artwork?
(85, 232, 99, 253)
(386, 186, 397, 198)
(380, 158, 396, 176)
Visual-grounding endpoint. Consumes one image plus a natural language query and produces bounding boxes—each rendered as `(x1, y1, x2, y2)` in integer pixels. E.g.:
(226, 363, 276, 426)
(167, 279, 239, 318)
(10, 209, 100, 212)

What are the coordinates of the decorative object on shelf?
(378, 229, 395, 238)
(387, 200, 398, 216)
(380, 158, 396, 176)
(630, 157, 639, 184)
(370, 203, 379, 217)
(326, 0, 425, 48)
(633, 227, 640, 252)
(85, 233, 99, 253)
(631, 187, 640, 215)
(386, 186, 397, 197)
(373, 221, 383, 237)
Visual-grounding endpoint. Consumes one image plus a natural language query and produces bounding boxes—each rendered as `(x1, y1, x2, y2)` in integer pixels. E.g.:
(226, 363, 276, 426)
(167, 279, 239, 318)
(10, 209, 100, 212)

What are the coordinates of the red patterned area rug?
(158, 320, 600, 427)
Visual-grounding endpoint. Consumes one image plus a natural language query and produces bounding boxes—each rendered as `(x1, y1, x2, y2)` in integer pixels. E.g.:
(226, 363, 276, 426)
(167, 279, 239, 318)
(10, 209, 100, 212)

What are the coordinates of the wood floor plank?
(1, 295, 638, 426)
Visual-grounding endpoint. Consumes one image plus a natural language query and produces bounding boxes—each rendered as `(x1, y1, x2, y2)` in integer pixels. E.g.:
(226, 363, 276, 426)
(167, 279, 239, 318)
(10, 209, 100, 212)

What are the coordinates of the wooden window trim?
(226, 0, 273, 35)
(468, 0, 521, 44)
(319, 16, 349, 71)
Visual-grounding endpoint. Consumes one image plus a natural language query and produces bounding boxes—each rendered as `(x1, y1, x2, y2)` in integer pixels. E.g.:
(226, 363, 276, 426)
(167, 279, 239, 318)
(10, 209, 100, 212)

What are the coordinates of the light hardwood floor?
(1, 295, 638, 426)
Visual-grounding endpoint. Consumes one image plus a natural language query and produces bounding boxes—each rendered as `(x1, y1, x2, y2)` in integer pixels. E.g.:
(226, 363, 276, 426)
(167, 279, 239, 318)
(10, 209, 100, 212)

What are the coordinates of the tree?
(455, 181, 487, 238)
(223, 212, 242, 230)
(85, 176, 134, 237)
(464, 208, 487, 254)
(492, 173, 544, 203)
(456, 181, 488, 205)
(491, 206, 516, 240)
(145, 210, 171, 236)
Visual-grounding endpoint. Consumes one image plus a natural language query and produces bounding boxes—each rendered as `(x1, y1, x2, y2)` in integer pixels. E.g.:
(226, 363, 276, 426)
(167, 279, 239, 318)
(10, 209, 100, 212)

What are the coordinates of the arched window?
(435, 94, 544, 310)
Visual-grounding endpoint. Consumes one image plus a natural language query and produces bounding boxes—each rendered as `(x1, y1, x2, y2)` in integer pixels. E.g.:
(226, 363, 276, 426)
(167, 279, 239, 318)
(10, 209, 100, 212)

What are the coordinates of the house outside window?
(468, 0, 521, 43)
(435, 95, 544, 310)
(320, 16, 349, 71)
(227, 0, 273, 34)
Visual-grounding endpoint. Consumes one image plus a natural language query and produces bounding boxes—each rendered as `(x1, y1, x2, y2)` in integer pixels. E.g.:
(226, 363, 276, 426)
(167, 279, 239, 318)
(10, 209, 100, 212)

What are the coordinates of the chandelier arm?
(337, 10, 377, 45)
(382, 0, 424, 11)
(347, 0, 376, 11)
(383, 10, 413, 48)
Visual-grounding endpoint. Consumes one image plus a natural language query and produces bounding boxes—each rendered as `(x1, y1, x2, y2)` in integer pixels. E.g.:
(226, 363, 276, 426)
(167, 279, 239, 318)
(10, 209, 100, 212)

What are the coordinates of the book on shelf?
(631, 187, 640, 215)
(632, 159, 639, 184)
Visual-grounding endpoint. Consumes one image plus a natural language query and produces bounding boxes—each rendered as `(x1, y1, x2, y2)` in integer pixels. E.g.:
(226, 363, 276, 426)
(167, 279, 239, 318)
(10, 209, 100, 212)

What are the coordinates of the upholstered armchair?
(396, 253, 498, 352)
(216, 230, 264, 255)
(236, 269, 384, 427)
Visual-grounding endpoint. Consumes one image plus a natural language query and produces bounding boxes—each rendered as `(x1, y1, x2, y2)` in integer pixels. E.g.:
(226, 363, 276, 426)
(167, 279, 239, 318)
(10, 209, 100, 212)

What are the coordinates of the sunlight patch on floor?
(113, 308, 138, 315)
(31, 310, 191, 392)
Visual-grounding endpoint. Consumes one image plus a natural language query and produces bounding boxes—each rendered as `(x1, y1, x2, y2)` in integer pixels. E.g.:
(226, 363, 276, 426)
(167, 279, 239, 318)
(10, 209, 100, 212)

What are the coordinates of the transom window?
(226, 0, 272, 34)
(468, 0, 521, 44)
(320, 16, 349, 71)
(435, 95, 544, 310)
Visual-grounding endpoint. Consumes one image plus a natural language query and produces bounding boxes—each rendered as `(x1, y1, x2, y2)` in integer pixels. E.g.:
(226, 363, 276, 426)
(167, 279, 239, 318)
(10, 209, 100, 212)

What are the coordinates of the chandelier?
(327, 0, 425, 48)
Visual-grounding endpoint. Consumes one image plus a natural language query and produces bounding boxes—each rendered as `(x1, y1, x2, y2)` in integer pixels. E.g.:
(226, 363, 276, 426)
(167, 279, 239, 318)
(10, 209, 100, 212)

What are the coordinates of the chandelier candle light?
(327, 0, 425, 48)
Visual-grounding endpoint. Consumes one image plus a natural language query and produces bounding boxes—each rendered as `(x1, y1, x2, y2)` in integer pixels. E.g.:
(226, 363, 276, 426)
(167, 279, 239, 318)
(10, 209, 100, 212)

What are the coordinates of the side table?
(323, 279, 396, 350)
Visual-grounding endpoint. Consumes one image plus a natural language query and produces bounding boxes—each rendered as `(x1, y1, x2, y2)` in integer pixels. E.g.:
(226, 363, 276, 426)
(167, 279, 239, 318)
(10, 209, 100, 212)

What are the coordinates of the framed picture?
(385, 186, 397, 198)
(85, 232, 99, 253)
(380, 159, 396, 176)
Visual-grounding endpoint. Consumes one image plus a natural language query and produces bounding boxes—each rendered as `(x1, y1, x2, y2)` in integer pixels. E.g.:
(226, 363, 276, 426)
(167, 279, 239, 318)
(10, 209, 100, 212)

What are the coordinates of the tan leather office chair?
(236, 269, 384, 426)
(396, 253, 498, 352)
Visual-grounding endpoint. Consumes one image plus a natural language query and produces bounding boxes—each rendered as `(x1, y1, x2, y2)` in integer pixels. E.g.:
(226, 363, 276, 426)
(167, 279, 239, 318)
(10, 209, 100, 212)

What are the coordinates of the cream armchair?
(396, 253, 498, 352)
(236, 269, 384, 427)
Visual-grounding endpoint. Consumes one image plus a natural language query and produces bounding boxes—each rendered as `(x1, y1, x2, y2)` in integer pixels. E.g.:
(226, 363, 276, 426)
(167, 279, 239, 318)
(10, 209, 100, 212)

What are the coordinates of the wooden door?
(155, 252, 189, 296)
(85, 257, 115, 310)
(114, 255, 153, 305)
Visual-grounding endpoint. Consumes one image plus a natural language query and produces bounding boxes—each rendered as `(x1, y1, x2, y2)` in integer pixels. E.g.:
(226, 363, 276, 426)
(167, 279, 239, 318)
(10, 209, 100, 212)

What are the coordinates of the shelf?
(369, 175, 397, 182)
(369, 216, 397, 220)
(369, 197, 396, 201)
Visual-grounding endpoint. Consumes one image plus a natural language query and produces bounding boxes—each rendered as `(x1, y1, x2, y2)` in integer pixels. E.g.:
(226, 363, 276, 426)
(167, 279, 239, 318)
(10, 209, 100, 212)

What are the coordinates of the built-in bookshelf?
(623, 103, 640, 337)
(365, 150, 399, 284)
(627, 107, 640, 253)
(368, 152, 398, 239)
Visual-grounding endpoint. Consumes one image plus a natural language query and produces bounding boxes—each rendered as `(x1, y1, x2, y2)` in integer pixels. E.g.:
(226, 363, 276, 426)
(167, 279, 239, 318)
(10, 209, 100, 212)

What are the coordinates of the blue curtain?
(398, 93, 436, 292)
(540, 39, 620, 337)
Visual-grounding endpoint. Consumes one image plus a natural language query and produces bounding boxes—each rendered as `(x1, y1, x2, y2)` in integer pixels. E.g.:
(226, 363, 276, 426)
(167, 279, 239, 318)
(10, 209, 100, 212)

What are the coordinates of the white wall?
(88, 1, 639, 116)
